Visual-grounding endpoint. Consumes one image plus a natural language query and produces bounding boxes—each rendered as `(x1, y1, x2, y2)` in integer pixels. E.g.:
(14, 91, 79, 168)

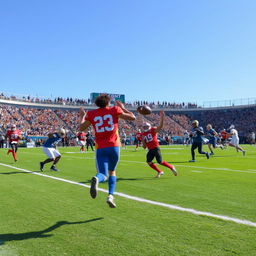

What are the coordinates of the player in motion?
(6, 124, 22, 161)
(79, 94, 136, 208)
(228, 125, 246, 155)
(141, 111, 177, 178)
(134, 129, 142, 151)
(189, 120, 210, 162)
(40, 128, 66, 171)
(206, 124, 223, 155)
(77, 131, 86, 153)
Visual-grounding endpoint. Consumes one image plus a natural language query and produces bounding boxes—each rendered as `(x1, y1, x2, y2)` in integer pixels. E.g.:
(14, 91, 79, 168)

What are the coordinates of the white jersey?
(230, 129, 239, 140)
(230, 128, 239, 146)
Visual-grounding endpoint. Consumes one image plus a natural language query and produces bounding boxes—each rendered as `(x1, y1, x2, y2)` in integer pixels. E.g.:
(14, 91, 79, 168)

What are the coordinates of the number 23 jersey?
(142, 127, 159, 150)
(85, 106, 124, 149)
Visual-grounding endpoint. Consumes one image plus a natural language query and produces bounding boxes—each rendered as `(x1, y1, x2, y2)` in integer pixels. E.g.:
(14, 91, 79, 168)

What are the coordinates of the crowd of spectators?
(1, 92, 198, 109)
(0, 98, 256, 143)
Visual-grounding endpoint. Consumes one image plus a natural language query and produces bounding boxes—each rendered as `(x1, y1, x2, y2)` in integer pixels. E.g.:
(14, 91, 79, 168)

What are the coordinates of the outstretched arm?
(155, 111, 164, 133)
(79, 108, 91, 131)
(116, 101, 136, 121)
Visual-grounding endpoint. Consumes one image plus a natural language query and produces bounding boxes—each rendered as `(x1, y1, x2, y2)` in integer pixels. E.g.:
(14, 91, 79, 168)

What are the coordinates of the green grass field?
(0, 145, 256, 256)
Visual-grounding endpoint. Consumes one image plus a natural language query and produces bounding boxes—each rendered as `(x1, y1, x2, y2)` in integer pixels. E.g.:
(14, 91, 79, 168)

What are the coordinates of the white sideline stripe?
(0, 163, 256, 228)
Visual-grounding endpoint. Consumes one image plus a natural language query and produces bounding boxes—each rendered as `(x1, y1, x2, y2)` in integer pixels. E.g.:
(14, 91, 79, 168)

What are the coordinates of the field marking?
(0, 162, 256, 228)
(191, 170, 203, 173)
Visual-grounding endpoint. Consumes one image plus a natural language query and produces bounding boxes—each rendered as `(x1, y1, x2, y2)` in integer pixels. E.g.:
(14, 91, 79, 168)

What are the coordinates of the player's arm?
(155, 111, 164, 133)
(142, 137, 147, 149)
(116, 101, 136, 121)
(48, 133, 54, 138)
(79, 108, 91, 131)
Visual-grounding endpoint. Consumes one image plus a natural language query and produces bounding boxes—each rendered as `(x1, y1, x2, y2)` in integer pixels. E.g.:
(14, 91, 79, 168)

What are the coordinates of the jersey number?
(144, 133, 153, 143)
(94, 114, 114, 133)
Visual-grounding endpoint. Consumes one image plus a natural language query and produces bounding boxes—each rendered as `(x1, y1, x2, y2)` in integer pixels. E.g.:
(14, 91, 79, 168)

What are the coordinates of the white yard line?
(0, 162, 255, 228)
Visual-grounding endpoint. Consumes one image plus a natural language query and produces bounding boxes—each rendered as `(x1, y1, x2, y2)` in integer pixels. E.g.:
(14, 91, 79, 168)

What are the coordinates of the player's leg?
(198, 142, 210, 159)
(40, 147, 55, 171)
(11, 143, 17, 161)
(208, 142, 214, 154)
(146, 149, 163, 177)
(190, 142, 197, 162)
(50, 149, 61, 171)
(90, 148, 109, 199)
(156, 148, 177, 176)
(106, 147, 120, 208)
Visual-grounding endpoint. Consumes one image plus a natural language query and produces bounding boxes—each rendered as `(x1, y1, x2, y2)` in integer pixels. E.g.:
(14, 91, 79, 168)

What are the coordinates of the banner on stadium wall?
(90, 92, 125, 103)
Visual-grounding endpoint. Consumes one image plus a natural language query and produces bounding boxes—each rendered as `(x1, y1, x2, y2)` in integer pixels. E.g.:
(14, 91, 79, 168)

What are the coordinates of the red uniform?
(135, 132, 142, 142)
(6, 129, 21, 143)
(77, 132, 86, 141)
(85, 106, 123, 149)
(142, 127, 159, 149)
(220, 131, 228, 140)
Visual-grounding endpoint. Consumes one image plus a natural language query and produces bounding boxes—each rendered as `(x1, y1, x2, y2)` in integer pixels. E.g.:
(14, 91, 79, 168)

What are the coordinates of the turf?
(0, 145, 256, 256)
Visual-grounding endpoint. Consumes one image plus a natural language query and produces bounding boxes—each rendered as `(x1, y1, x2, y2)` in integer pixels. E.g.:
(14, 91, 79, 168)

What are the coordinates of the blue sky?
(0, 0, 255, 105)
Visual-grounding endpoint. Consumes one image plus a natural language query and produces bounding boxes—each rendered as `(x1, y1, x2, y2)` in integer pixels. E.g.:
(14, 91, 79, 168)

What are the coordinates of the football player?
(228, 125, 246, 155)
(40, 128, 66, 171)
(134, 129, 142, 151)
(79, 94, 136, 208)
(141, 111, 177, 178)
(189, 120, 210, 162)
(206, 124, 223, 155)
(6, 124, 22, 161)
(77, 131, 86, 153)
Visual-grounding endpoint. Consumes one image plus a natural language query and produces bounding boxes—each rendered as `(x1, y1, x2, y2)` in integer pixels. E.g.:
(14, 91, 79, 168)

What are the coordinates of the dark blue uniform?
(190, 127, 209, 161)
(207, 128, 217, 147)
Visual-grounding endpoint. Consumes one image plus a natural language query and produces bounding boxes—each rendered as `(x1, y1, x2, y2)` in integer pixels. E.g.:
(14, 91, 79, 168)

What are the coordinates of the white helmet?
(11, 124, 16, 131)
(142, 122, 151, 132)
(229, 125, 235, 129)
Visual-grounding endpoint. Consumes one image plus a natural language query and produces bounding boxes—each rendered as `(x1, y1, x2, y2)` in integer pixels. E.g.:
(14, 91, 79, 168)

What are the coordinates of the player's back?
(86, 106, 123, 149)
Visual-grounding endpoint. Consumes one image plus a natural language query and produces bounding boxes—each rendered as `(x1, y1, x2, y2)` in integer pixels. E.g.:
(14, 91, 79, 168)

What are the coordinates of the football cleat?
(40, 162, 44, 171)
(106, 194, 116, 208)
(90, 176, 99, 199)
(155, 171, 164, 178)
(243, 150, 246, 156)
(170, 166, 177, 176)
(189, 159, 196, 162)
(50, 165, 59, 171)
(206, 152, 210, 159)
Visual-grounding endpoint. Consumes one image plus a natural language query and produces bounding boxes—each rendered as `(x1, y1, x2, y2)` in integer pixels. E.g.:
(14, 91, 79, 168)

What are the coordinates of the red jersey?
(135, 132, 142, 141)
(85, 106, 123, 149)
(220, 131, 228, 140)
(142, 127, 159, 150)
(6, 129, 21, 143)
(77, 132, 86, 141)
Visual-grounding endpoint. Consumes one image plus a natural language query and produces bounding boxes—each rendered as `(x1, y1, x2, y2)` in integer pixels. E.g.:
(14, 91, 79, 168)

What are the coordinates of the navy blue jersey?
(43, 133, 62, 148)
(207, 128, 216, 138)
(191, 127, 204, 143)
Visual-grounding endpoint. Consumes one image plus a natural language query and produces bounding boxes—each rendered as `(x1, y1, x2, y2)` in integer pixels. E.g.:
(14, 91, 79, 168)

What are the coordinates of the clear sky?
(0, 0, 255, 105)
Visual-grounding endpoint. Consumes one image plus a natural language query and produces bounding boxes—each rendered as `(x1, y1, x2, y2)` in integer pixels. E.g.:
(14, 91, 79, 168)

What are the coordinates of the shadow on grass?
(0, 217, 103, 244)
(79, 177, 154, 184)
(0, 171, 41, 175)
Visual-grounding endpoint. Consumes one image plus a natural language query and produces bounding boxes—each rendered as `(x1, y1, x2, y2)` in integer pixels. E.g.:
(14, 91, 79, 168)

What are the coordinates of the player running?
(77, 131, 86, 153)
(141, 111, 177, 178)
(6, 124, 22, 161)
(189, 120, 210, 162)
(134, 129, 142, 151)
(206, 124, 223, 155)
(79, 94, 136, 208)
(40, 128, 66, 171)
(228, 125, 246, 155)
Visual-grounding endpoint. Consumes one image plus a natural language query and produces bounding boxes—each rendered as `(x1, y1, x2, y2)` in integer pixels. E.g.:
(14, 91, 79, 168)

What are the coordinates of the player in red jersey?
(77, 131, 86, 153)
(141, 111, 177, 178)
(6, 124, 22, 161)
(134, 129, 142, 151)
(79, 94, 136, 208)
